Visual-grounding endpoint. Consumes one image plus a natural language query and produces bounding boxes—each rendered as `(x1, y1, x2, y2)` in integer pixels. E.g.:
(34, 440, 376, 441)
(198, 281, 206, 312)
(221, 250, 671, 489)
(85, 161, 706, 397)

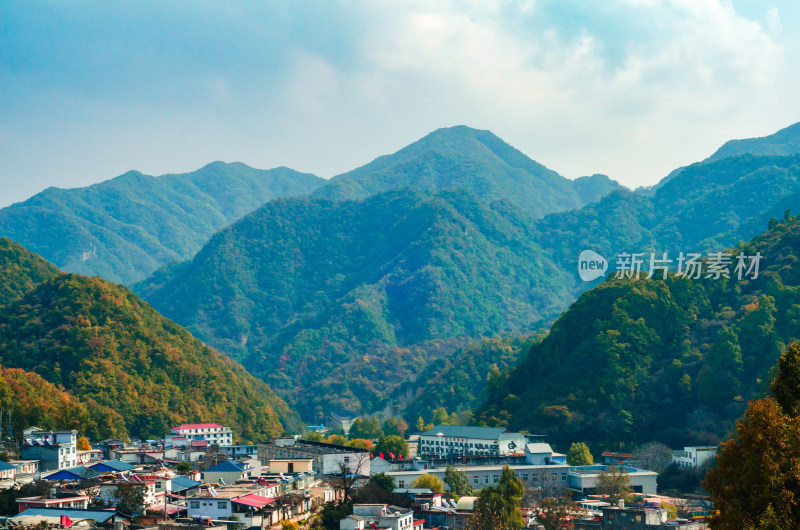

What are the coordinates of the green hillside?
(476, 214, 800, 448)
(0, 162, 323, 283)
(644, 120, 800, 194)
(314, 126, 623, 217)
(136, 153, 800, 423)
(396, 334, 543, 427)
(0, 241, 300, 441)
(136, 189, 572, 418)
(0, 237, 60, 307)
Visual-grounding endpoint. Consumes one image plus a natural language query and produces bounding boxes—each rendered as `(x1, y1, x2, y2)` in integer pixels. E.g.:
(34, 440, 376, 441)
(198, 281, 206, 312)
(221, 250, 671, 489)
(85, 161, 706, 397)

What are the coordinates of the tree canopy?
(566, 443, 593, 466)
(412, 474, 444, 493)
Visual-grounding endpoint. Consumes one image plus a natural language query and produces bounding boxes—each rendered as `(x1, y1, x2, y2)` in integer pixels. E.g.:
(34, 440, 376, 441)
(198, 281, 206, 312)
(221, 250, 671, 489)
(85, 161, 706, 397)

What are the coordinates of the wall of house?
(187, 498, 233, 520)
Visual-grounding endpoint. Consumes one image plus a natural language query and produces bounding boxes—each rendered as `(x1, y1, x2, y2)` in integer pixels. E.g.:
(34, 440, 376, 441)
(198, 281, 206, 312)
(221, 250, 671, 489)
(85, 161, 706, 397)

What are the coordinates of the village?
(0, 421, 715, 529)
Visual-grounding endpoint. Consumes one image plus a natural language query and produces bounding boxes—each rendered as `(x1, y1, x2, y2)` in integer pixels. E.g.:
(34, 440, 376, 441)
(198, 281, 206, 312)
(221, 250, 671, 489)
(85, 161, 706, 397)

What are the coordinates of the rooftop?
(266, 439, 369, 454)
(9, 508, 126, 524)
(174, 423, 227, 430)
(420, 425, 512, 439)
(205, 461, 252, 473)
(570, 465, 657, 476)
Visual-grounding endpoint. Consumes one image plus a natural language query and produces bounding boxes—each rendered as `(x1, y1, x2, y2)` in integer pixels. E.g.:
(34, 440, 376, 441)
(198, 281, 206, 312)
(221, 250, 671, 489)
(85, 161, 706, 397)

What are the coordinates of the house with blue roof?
(8, 507, 131, 525)
(43, 466, 103, 481)
(202, 460, 254, 485)
(89, 459, 138, 473)
(170, 475, 203, 497)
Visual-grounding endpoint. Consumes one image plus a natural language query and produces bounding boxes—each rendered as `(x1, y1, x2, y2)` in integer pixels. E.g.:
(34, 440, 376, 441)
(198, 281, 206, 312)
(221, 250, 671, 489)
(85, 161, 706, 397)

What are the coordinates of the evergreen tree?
(771, 341, 800, 415)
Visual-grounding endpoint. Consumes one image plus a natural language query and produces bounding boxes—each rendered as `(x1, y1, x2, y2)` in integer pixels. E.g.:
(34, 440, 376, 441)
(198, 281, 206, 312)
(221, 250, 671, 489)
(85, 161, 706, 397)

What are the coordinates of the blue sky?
(2, 0, 799, 207)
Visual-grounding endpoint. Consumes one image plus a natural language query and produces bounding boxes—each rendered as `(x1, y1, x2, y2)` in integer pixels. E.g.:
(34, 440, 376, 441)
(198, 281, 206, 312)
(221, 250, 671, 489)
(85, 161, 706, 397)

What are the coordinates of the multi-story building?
(417, 426, 528, 458)
(21, 429, 78, 471)
(671, 446, 717, 469)
(187, 483, 305, 527)
(383, 443, 570, 495)
(339, 504, 417, 530)
(258, 438, 370, 476)
(170, 423, 233, 447)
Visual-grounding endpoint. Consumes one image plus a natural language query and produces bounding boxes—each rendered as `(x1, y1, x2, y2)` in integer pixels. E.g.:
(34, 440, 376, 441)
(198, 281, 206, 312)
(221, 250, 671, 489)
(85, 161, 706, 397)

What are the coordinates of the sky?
(2, 0, 800, 207)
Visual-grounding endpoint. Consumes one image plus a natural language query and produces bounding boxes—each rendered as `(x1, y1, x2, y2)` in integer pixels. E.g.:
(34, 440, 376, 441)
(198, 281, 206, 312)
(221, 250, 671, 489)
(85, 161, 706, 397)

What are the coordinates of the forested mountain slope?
(136, 189, 571, 418)
(0, 240, 301, 441)
(0, 163, 323, 283)
(477, 214, 800, 448)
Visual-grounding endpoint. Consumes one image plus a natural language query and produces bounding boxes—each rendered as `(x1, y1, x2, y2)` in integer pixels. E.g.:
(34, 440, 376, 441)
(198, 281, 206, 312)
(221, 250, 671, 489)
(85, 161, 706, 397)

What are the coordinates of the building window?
(493, 475, 499, 484)
(218, 502, 227, 509)
(473, 477, 478, 485)
(523, 474, 529, 482)
(190, 502, 200, 509)
(561, 473, 567, 481)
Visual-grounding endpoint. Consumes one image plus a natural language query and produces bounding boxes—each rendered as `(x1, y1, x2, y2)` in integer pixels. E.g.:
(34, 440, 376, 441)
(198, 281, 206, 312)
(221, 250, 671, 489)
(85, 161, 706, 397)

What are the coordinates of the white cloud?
(306, 0, 792, 184)
(1, 0, 798, 205)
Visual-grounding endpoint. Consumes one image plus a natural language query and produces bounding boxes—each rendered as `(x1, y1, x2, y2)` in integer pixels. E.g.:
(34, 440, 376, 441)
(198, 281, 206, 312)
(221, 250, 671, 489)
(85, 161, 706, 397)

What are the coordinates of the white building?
(417, 426, 527, 458)
(98, 480, 161, 511)
(568, 465, 658, 496)
(382, 441, 569, 495)
(21, 429, 78, 471)
(170, 423, 233, 446)
(222, 444, 257, 459)
(187, 484, 295, 527)
(388, 463, 570, 494)
(340, 504, 415, 530)
(329, 411, 358, 437)
(672, 446, 717, 469)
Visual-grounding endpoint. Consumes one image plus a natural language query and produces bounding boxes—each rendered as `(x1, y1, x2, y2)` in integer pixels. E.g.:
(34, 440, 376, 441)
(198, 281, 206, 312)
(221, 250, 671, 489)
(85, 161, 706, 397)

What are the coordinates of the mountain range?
(0, 163, 323, 283)
(133, 123, 800, 424)
(4, 120, 800, 442)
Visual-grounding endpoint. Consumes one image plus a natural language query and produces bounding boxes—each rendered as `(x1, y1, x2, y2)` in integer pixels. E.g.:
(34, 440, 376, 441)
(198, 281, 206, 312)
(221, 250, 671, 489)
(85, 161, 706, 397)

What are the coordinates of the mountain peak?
(314, 126, 591, 217)
(708, 121, 800, 161)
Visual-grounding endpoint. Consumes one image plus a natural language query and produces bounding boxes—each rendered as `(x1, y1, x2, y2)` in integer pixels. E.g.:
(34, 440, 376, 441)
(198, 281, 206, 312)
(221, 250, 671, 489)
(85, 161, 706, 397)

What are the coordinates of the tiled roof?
(171, 475, 203, 491)
(9, 508, 124, 523)
(205, 460, 249, 473)
(43, 467, 102, 480)
(90, 460, 137, 472)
